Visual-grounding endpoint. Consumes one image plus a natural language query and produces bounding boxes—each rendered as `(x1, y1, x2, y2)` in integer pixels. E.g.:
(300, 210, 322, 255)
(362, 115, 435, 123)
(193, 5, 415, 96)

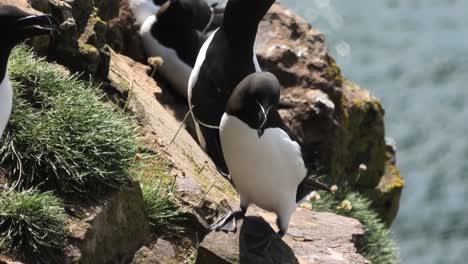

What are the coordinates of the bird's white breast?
(140, 15, 192, 98)
(0, 72, 13, 139)
(219, 114, 307, 213)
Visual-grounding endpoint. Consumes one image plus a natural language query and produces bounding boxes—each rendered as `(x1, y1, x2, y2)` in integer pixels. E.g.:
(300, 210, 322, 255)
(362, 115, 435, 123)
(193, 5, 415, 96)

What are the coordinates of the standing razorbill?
(188, 0, 276, 175)
(0, 5, 54, 139)
(213, 72, 324, 251)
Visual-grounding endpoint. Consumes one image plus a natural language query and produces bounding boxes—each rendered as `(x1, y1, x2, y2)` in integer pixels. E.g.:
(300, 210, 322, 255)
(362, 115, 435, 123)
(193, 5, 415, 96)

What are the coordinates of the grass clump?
(0, 190, 67, 264)
(0, 45, 137, 198)
(131, 155, 185, 234)
(312, 190, 398, 264)
(141, 180, 185, 233)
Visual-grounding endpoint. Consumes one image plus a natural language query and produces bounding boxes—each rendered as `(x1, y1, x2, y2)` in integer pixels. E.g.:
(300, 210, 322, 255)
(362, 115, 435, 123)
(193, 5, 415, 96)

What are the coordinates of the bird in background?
(0, 5, 55, 139)
(129, 0, 224, 66)
(129, 0, 224, 97)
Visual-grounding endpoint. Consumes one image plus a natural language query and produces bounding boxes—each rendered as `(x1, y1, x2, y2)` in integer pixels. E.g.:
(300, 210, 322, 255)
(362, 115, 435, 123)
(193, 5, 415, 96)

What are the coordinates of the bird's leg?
(248, 211, 290, 254)
(209, 206, 247, 233)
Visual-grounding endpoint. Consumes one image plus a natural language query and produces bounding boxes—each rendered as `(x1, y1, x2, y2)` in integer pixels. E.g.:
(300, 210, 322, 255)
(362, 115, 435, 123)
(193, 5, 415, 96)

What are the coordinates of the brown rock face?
(196, 208, 369, 264)
(256, 4, 403, 224)
(131, 239, 178, 264)
(131, 247, 160, 264)
(0, 255, 24, 264)
(5, 0, 145, 79)
(0, 0, 40, 14)
(65, 182, 151, 264)
(107, 49, 237, 204)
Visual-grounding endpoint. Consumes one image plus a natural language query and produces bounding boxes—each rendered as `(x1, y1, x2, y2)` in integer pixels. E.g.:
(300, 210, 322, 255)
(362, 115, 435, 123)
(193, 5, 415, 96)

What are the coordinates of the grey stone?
(131, 247, 160, 264)
(65, 182, 151, 264)
(196, 208, 370, 264)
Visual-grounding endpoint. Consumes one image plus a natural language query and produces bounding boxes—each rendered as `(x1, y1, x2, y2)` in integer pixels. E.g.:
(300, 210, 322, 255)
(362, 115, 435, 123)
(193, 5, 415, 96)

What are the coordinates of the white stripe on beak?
(257, 101, 268, 129)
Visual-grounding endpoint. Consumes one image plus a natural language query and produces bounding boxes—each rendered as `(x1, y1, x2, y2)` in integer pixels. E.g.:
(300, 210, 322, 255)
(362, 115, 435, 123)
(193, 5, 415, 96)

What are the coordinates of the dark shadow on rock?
(239, 217, 298, 264)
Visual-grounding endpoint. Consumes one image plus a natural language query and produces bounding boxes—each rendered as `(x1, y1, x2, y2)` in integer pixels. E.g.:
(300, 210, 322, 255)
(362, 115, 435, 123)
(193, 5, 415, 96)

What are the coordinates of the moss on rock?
(339, 80, 386, 188)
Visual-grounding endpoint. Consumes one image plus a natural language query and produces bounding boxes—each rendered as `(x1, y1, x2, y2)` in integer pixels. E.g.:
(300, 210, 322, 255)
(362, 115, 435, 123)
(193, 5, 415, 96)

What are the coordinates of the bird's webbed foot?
(209, 208, 246, 233)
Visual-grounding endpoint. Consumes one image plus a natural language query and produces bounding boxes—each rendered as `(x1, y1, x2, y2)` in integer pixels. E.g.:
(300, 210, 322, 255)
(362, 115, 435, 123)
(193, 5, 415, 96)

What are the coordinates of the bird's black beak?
(14, 14, 56, 37)
(257, 127, 265, 138)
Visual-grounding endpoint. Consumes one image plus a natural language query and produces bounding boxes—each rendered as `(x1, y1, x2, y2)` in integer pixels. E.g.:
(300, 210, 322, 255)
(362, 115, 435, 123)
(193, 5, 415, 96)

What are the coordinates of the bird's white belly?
(220, 114, 306, 213)
(0, 74, 13, 139)
(140, 15, 192, 98)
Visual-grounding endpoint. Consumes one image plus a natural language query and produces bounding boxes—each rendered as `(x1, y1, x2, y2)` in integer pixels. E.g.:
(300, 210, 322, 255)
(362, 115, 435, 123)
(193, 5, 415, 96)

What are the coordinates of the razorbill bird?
(129, 0, 223, 66)
(132, 0, 220, 97)
(211, 72, 329, 251)
(128, 0, 161, 26)
(151, 0, 209, 66)
(151, 0, 222, 33)
(0, 5, 54, 139)
(188, 0, 276, 175)
(138, 7, 193, 97)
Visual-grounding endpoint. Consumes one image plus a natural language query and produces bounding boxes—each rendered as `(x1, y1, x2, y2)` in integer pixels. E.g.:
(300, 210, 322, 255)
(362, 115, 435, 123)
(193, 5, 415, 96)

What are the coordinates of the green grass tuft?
(141, 180, 185, 233)
(131, 155, 185, 234)
(0, 190, 67, 264)
(0, 45, 137, 198)
(312, 190, 399, 263)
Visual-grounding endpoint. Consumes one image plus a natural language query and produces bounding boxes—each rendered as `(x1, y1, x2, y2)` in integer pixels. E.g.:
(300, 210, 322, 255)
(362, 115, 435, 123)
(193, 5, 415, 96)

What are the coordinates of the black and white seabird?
(188, 0, 276, 175)
(130, 0, 223, 66)
(151, 0, 222, 33)
(151, 0, 209, 66)
(0, 5, 54, 139)
(212, 72, 323, 251)
(132, 0, 223, 97)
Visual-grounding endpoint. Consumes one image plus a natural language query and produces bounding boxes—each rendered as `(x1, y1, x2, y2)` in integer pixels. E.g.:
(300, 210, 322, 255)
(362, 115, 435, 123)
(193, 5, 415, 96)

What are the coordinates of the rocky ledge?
(196, 208, 369, 264)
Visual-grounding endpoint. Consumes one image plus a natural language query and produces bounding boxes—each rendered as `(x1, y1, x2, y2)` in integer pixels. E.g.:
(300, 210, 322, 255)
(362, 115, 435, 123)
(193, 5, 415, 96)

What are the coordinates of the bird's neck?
(221, 20, 259, 50)
(221, 0, 274, 48)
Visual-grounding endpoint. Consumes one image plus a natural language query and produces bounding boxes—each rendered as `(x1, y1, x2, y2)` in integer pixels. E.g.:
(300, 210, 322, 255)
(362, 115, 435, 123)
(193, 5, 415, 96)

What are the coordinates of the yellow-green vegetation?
(324, 55, 344, 85)
(340, 80, 386, 188)
(312, 190, 398, 264)
(0, 46, 138, 263)
(0, 45, 137, 198)
(0, 190, 67, 264)
(131, 154, 173, 186)
(131, 154, 185, 234)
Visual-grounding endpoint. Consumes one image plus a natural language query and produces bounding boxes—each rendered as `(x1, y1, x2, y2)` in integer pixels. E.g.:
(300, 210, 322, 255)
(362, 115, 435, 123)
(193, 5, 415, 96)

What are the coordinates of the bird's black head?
(226, 72, 280, 138)
(0, 5, 54, 49)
